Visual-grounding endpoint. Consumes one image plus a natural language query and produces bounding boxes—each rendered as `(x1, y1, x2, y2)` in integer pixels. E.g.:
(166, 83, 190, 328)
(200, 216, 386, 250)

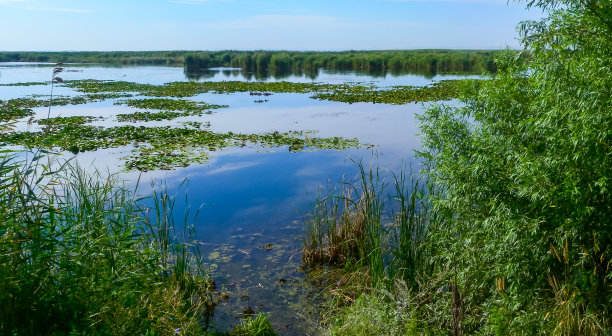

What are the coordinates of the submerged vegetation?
(305, 0, 612, 335)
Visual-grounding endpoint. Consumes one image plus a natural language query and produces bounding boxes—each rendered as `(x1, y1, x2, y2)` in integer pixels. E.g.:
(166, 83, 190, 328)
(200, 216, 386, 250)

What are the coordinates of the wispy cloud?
(205, 162, 260, 175)
(23, 6, 92, 13)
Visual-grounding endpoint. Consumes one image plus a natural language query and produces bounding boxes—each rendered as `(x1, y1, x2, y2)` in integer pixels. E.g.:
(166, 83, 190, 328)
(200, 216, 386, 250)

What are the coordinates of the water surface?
(0, 62, 465, 334)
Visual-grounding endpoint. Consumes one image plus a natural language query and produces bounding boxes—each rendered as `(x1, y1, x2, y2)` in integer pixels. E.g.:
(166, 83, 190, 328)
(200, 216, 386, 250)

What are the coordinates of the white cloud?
(206, 162, 260, 175)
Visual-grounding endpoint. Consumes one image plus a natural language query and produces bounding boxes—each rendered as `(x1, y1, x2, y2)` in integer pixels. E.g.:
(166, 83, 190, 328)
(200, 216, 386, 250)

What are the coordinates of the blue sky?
(0, 0, 543, 51)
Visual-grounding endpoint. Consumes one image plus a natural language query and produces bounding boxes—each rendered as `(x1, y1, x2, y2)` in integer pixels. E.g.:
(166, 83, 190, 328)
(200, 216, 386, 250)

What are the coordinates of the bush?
(0, 151, 213, 335)
(417, 0, 612, 333)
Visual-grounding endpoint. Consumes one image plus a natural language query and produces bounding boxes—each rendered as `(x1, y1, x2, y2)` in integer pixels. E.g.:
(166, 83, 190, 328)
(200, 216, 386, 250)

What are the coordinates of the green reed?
(0, 150, 213, 335)
(303, 161, 435, 287)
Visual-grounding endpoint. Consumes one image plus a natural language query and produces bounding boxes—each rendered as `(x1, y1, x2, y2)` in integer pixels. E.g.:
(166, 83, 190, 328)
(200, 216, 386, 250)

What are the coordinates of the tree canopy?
(418, 0, 612, 333)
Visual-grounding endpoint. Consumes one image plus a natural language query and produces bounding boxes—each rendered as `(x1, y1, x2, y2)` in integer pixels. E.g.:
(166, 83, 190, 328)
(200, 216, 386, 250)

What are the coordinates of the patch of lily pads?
(37, 115, 103, 127)
(116, 98, 227, 111)
(0, 82, 48, 87)
(0, 93, 133, 122)
(115, 98, 228, 122)
(0, 125, 363, 171)
(311, 79, 479, 104)
(0, 77, 477, 171)
(0, 97, 85, 122)
(63, 78, 477, 104)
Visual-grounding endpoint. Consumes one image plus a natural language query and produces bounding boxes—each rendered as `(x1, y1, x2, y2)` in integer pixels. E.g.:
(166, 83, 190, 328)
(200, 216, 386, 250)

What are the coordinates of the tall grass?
(302, 162, 435, 288)
(0, 150, 213, 335)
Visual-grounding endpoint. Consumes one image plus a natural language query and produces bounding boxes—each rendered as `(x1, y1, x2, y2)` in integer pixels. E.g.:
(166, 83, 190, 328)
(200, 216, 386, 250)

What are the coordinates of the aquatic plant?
(46, 62, 64, 119)
(115, 99, 227, 122)
(231, 313, 278, 336)
(64, 78, 475, 104)
(312, 79, 478, 104)
(0, 94, 127, 122)
(37, 115, 102, 127)
(0, 125, 363, 171)
(0, 81, 48, 86)
(0, 152, 213, 335)
(116, 97, 227, 112)
(303, 162, 434, 288)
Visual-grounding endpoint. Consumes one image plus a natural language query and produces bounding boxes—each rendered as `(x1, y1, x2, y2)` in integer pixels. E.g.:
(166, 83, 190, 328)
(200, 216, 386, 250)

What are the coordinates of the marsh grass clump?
(231, 313, 278, 336)
(303, 162, 434, 287)
(0, 150, 214, 335)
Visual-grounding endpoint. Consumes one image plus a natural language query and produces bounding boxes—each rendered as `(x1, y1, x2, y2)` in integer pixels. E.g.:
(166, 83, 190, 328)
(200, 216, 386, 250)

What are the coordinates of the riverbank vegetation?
(0, 50, 499, 77)
(0, 151, 215, 335)
(304, 0, 612, 334)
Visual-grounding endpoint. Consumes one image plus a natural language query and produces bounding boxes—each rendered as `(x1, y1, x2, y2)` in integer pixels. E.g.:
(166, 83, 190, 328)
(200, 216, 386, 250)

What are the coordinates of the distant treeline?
(184, 50, 498, 75)
(0, 51, 186, 65)
(0, 50, 500, 75)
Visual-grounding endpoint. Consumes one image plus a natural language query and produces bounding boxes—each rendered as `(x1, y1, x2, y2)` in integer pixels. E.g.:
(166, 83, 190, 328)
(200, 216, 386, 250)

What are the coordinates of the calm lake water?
(0, 62, 465, 334)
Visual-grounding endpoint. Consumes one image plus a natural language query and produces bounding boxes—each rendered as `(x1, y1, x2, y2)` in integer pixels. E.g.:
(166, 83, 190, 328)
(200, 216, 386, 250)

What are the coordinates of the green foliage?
(115, 98, 227, 122)
(231, 313, 278, 336)
(0, 152, 213, 335)
(37, 115, 102, 127)
(303, 163, 434, 287)
(325, 281, 423, 336)
(65, 78, 472, 104)
(0, 50, 501, 76)
(312, 79, 478, 104)
(116, 98, 227, 112)
(0, 94, 130, 122)
(0, 125, 362, 171)
(416, 0, 612, 334)
(306, 2, 612, 335)
(184, 50, 499, 76)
